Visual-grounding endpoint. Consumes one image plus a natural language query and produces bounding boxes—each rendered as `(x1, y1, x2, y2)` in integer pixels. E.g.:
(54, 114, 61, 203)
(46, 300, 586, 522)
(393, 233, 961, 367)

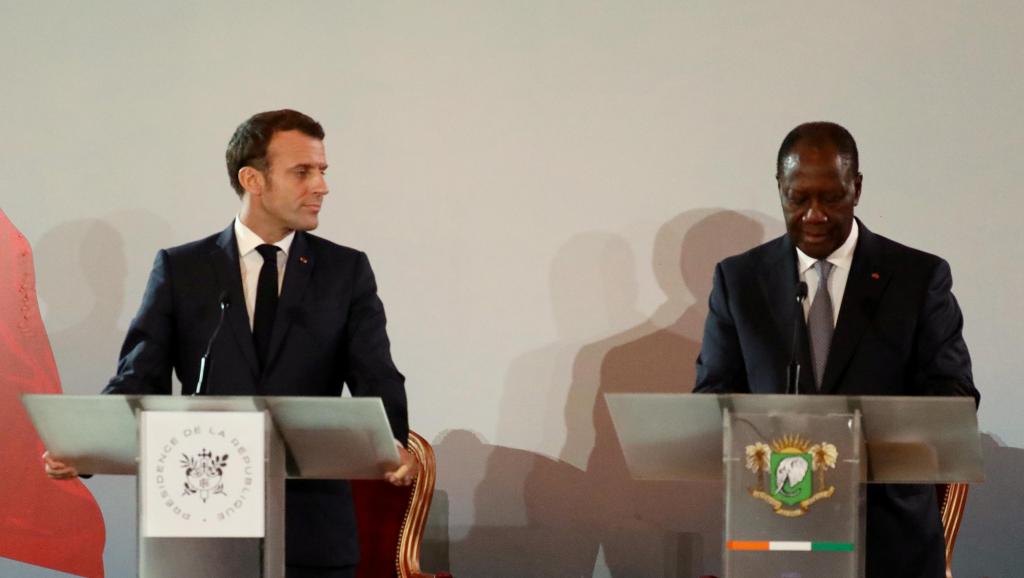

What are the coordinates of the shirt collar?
(796, 218, 859, 275)
(234, 216, 294, 258)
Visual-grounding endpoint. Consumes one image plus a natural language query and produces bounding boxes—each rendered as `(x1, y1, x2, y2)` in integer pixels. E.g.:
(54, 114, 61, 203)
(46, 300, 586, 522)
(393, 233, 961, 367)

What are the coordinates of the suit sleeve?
(102, 250, 175, 395)
(342, 252, 409, 444)
(913, 259, 979, 405)
(694, 262, 750, 393)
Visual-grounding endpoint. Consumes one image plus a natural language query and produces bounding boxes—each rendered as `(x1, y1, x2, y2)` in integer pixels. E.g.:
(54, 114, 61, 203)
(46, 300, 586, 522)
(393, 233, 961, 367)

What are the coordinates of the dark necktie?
(253, 244, 281, 370)
(808, 259, 835, 389)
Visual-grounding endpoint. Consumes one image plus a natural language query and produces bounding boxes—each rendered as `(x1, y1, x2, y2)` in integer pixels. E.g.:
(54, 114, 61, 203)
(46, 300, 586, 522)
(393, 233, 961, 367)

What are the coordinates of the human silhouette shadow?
(499, 232, 646, 469)
(434, 428, 595, 577)
(34, 212, 173, 393)
(438, 232, 645, 577)
(951, 433, 1024, 577)
(33, 213, 171, 576)
(569, 209, 777, 577)
(35, 220, 127, 393)
(439, 211, 777, 576)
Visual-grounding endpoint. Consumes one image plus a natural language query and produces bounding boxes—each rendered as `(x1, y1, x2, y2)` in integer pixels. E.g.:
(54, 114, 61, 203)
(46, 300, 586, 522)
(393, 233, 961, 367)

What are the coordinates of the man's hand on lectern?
(43, 451, 80, 480)
(384, 446, 418, 487)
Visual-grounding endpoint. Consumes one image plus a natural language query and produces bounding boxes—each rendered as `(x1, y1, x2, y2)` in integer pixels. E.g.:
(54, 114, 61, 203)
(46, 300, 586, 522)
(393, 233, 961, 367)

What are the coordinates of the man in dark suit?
(45, 109, 416, 578)
(694, 121, 978, 578)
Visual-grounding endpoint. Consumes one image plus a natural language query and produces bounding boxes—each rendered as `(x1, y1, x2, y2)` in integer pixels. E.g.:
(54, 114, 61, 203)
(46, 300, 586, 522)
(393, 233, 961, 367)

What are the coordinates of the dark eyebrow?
(291, 163, 328, 171)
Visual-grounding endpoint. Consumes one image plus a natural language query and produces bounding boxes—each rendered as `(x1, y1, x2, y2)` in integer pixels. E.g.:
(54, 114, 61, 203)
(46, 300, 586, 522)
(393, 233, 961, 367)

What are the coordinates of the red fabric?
(0, 209, 105, 577)
(352, 479, 413, 578)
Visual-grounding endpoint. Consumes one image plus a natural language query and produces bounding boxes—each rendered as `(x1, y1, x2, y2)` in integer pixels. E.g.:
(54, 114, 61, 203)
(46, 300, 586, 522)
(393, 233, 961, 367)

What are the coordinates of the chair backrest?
(937, 482, 969, 578)
(352, 430, 442, 578)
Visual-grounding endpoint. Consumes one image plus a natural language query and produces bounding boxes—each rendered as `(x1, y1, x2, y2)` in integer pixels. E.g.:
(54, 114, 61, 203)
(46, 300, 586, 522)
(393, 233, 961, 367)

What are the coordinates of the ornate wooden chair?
(937, 482, 969, 578)
(352, 430, 452, 578)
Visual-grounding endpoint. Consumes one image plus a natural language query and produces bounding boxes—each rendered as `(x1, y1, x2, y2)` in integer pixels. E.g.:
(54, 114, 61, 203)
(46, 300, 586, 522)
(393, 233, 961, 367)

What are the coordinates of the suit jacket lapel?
(264, 231, 313, 370)
(759, 236, 815, 394)
(211, 224, 261, 381)
(820, 222, 892, 393)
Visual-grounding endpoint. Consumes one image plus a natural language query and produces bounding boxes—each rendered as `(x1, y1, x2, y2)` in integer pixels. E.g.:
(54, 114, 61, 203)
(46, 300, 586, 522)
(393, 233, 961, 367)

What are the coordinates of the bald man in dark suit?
(694, 122, 978, 578)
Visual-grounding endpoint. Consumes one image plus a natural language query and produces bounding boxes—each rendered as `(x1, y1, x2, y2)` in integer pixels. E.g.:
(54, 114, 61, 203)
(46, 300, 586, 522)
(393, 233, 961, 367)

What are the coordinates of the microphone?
(194, 291, 231, 396)
(786, 282, 808, 395)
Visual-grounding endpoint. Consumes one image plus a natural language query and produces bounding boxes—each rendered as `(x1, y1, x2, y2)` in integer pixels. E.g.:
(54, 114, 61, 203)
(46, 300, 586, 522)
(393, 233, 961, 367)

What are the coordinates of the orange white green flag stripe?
(728, 540, 854, 552)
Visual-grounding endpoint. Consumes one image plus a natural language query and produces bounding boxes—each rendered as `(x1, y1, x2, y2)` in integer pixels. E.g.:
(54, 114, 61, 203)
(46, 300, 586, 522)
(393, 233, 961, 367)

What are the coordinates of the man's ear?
(853, 172, 863, 206)
(238, 166, 265, 196)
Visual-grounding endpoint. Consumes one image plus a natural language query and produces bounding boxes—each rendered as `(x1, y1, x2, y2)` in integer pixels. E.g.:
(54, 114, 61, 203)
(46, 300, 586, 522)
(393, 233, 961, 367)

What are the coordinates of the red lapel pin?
(870, 272, 880, 280)
(299, 256, 309, 265)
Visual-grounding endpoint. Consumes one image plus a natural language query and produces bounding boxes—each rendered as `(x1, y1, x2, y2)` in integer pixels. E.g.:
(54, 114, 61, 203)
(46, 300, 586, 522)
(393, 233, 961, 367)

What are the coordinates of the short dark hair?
(225, 109, 325, 197)
(776, 121, 859, 178)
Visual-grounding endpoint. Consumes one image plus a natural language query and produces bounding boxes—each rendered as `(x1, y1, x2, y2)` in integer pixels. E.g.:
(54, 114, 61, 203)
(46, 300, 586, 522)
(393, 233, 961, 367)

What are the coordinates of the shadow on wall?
(434, 209, 778, 577)
(34, 211, 172, 393)
(31, 212, 172, 577)
(34, 219, 127, 394)
(953, 434, 1024, 577)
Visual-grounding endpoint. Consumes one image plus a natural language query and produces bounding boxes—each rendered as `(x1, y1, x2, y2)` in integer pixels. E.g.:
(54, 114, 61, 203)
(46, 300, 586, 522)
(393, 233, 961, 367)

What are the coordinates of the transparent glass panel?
(723, 409, 864, 578)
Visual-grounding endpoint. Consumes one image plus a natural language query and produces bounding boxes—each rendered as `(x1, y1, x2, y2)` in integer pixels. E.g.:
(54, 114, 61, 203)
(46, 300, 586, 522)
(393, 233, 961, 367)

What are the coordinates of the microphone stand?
(786, 282, 808, 395)
(194, 292, 230, 396)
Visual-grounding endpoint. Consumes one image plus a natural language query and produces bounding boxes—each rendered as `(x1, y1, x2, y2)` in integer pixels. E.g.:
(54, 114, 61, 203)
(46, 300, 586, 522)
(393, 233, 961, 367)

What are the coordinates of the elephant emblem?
(773, 455, 809, 497)
(747, 435, 837, 515)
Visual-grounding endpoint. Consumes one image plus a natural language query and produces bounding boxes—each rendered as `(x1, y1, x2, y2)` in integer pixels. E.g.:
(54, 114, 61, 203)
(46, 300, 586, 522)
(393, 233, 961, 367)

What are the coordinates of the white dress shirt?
(796, 219, 859, 326)
(234, 217, 294, 330)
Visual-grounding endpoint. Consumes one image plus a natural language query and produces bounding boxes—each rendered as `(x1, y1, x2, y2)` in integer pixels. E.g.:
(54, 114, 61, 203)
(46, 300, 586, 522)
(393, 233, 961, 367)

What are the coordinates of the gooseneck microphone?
(194, 291, 231, 396)
(786, 282, 808, 395)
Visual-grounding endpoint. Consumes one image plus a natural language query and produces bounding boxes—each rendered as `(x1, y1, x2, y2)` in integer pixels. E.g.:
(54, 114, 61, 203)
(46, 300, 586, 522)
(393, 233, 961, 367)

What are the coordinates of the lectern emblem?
(745, 435, 838, 517)
(180, 449, 229, 503)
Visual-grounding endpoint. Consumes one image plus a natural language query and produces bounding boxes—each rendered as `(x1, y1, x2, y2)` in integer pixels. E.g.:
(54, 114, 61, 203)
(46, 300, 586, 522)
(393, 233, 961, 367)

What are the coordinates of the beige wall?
(2, 2, 1022, 576)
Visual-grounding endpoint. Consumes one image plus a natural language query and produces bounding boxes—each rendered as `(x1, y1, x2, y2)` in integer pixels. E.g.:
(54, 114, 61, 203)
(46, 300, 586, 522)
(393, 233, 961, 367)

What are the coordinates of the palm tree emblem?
(744, 435, 839, 517)
(745, 442, 772, 491)
(809, 443, 838, 492)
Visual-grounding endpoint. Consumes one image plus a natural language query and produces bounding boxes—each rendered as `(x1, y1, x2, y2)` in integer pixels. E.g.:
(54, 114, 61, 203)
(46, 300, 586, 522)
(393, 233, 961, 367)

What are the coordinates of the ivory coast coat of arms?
(745, 435, 838, 517)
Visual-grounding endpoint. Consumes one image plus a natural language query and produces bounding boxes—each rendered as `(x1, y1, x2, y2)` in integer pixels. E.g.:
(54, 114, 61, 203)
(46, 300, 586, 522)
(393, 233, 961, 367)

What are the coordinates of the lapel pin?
(870, 272, 880, 280)
(299, 256, 309, 265)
